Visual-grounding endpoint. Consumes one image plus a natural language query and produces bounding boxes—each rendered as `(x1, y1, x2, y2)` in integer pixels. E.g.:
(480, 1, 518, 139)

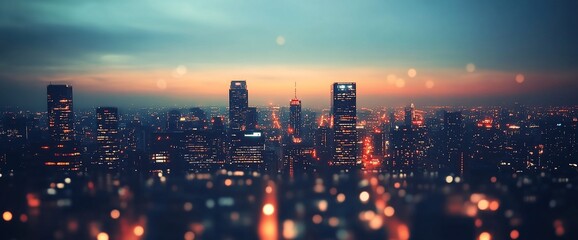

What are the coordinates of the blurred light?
(224, 179, 232, 187)
(263, 203, 275, 216)
(175, 65, 187, 76)
(336, 193, 346, 203)
(466, 63, 476, 73)
(184, 202, 193, 212)
(478, 232, 491, 240)
(57, 183, 65, 189)
(489, 201, 500, 211)
(369, 216, 383, 230)
(384, 206, 395, 217)
(554, 220, 564, 236)
(510, 229, 520, 239)
(64, 178, 71, 184)
(265, 186, 273, 194)
(478, 199, 489, 210)
(184, 231, 195, 240)
(19, 214, 27, 223)
(133, 225, 144, 237)
(110, 209, 120, 219)
(445, 176, 453, 183)
(475, 218, 483, 228)
(282, 220, 297, 239)
(3, 211, 13, 221)
(276, 36, 286, 46)
(397, 224, 410, 240)
(515, 74, 525, 84)
(408, 68, 417, 78)
(156, 79, 167, 90)
(359, 191, 370, 203)
(97, 232, 109, 240)
(312, 214, 322, 224)
(328, 217, 339, 227)
(396, 78, 406, 88)
(318, 200, 328, 212)
(387, 74, 397, 84)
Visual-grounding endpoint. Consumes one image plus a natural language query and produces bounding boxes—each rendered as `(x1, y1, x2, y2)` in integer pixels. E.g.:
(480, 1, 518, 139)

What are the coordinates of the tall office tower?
(149, 132, 185, 173)
(46, 84, 80, 170)
(182, 128, 211, 172)
(389, 111, 396, 129)
(96, 107, 120, 169)
(230, 130, 265, 171)
(229, 80, 248, 131)
(404, 103, 415, 126)
(245, 107, 258, 130)
(443, 111, 463, 174)
(331, 82, 357, 168)
(282, 143, 315, 177)
(289, 84, 302, 139)
(47, 84, 74, 143)
(166, 109, 181, 131)
(208, 117, 227, 169)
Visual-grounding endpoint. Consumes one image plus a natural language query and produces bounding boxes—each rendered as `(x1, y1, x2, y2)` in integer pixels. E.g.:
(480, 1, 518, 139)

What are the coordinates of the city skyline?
(1, 2, 577, 239)
(1, 0, 578, 110)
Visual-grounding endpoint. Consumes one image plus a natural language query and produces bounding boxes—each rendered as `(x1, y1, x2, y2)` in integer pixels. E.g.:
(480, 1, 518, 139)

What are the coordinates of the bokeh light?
(408, 68, 417, 78)
(262, 203, 275, 216)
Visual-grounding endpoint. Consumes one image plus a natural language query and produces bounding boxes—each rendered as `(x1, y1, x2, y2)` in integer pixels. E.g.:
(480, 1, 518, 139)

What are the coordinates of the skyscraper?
(47, 84, 74, 143)
(443, 111, 464, 174)
(245, 107, 258, 130)
(331, 82, 357, 168)
(229, 80, 248, 131)
(230, 130, 265, 171)
(96, 107, 120, 169)
(404, 103, 415, 126)
(289, 83, 302, 140)
(45, 84, 80, 170)
(166, 109, 181, 131)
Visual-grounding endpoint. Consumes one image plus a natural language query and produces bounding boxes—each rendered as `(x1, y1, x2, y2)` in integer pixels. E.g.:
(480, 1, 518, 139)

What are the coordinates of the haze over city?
(1, 0, 577, 110)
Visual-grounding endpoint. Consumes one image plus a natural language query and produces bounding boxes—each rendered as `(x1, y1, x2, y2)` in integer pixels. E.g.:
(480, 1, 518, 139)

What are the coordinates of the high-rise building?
(230, 130, 265, 171)
(404, 103, 415, 126)
(245, 107, 258, 130)
(229, 81, 248, 131)
(331, 82, 357, 168)
(289, 83, 302, 140)
(443, 111, 463, 174)
(96, 107, 120, 169)
(166, 109, 181, 131)
(47, 84, 74, 143)
(45, 84, 81, 170)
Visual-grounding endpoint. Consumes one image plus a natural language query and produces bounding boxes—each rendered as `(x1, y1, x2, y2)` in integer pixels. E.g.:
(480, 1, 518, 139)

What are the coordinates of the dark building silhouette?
(282, 142, 315, 177)
(245, 107, 258, 130)
(404, 103, 415, 126)
(229, 81, 248, 131)
(166, 109, 181, 131)
(289, 84, 302, 139)
(45, 84, 81, 170)
(208, 117, 227, 169)
(331, 82, 357, 169)
(443, 111, 464, 174)
(96, 107, 120, 169)
(230, 130, 265, 171)
(47, 84, 74, 143)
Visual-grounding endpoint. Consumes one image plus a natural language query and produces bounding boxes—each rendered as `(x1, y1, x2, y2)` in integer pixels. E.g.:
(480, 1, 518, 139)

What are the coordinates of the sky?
(0, 0, 577, 110)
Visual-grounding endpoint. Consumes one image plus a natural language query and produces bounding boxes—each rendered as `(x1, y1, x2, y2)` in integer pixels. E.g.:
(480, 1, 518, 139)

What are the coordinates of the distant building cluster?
(0, 82, 577, 175)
